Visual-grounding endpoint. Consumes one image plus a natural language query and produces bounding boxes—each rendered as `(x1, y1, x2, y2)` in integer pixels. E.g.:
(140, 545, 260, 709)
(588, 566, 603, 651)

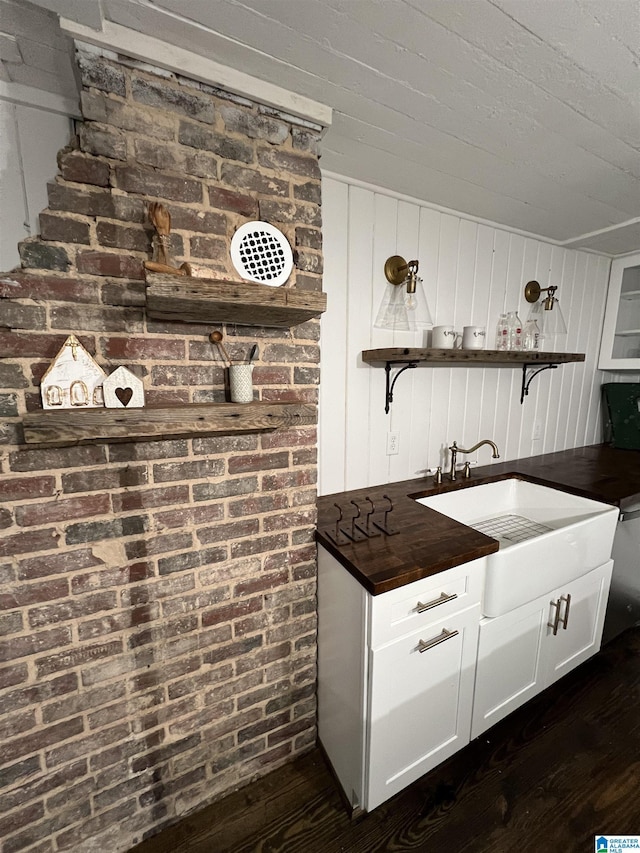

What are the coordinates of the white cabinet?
(599, 252, 640, 370)
(318, 543, 613, 813)
(471, 560, 613, 738)
(317, 546, 484, 813)
(367, 605, 479, 809)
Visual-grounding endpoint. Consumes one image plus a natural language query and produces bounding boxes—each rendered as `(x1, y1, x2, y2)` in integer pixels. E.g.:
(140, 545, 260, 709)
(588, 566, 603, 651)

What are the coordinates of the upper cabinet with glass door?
(599, 252, 640, 370)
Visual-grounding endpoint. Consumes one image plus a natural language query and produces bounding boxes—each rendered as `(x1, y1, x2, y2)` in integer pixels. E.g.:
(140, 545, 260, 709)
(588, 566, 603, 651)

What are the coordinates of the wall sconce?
(524, 280, 567, 341)
(374, 255, 433, 331)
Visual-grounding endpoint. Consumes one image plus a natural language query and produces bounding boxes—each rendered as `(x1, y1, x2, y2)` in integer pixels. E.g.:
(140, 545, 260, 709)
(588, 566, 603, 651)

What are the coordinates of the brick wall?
(0, 48, 323, 853)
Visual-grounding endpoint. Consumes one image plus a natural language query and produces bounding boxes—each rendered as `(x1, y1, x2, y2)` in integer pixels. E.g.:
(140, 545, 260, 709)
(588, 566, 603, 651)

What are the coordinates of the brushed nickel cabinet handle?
(416, 591, 458, 613)
(560, 593, 571, 630)
(548, 599, 561, 636)
(418, 628, 459, 653)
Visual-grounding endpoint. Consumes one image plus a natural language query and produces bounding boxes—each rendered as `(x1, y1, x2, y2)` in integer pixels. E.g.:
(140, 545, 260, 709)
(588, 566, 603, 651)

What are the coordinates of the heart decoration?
(115, 387, 133, 407)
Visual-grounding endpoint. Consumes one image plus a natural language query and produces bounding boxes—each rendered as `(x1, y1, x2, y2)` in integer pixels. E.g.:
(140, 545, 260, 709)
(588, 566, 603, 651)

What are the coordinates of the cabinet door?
(366, 605, 479, 811)
(543, 561, 613, 686)
(599, 252, 640, 370)
(471, 598, 547, 738)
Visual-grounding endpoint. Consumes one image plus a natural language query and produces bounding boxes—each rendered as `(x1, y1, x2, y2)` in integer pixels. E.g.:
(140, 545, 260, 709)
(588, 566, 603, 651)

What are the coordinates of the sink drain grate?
(472, 513, 553, 544)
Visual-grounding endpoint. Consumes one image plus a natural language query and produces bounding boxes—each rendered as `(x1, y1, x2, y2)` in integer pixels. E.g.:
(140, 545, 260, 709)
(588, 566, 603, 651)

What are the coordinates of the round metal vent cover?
(230, 221, 294, 287)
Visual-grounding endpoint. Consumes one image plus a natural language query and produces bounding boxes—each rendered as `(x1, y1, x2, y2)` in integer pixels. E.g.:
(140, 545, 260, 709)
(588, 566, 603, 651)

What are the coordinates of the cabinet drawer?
(369, 557, 485, 648)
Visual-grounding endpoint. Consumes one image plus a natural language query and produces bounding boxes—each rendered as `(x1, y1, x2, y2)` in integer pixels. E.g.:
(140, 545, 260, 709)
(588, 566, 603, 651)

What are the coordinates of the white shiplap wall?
(0, 96, 73, 270)
(319, 174, 637, 497)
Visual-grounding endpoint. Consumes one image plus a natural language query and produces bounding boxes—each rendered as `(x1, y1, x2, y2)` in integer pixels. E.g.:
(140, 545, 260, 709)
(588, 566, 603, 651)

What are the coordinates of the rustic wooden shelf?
(361, 348, 585, 365)
(22, 402, 316, 447)
(360, 348, 586, 411)
(145, 273, 327, 328)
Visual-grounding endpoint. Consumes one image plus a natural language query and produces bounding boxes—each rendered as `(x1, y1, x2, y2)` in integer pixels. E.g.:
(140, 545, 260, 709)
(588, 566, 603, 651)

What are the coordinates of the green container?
(602, 383, 640, 449)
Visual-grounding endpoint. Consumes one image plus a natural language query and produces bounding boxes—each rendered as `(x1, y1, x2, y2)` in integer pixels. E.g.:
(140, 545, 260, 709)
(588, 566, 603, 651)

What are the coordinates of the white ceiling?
(2, 0, 640, 255)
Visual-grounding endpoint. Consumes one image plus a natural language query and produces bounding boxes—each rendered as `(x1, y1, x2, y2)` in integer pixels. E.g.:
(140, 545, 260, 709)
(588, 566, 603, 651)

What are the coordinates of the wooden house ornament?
(103, 366, 145, 409)
(41, 335, 106, 410)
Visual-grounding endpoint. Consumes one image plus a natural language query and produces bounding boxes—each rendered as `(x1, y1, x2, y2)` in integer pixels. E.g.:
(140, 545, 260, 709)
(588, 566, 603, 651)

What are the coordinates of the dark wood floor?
(131, 628, 640, 853)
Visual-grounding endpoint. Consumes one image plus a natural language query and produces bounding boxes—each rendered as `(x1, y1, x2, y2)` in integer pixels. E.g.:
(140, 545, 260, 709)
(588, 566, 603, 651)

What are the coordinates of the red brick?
(152, 458, 225, 484)
(189, 235, 227, 260)
(0, 578, 69, 611)
(201, 596, 263, 628)
(264, 508, 316, 532)
(235, 569, 289, 597)
(0, 273, 98, 304)
(76, 251, 145, 279)
(1, 476, 56, 502)
(78, 603, 160, 641)
(101, 337, 185, 360)
(169, 206, 227, 234)
(15, 494, 110, 527)
(35, 638, 122, 677)
(228, 452, 289, 475)
(0, 663, 29, 689)
(61, 467, 148, 494)
(0, 802, 45, 840)
(39, 212, 91, 244)
(0, 627, 72, 664)
(207, 185, 258, 217)
(232, 533, 289, 558)
(58, 150, 110, 186)
(71, 561, 153, 595)
(0, 716, 83, 766)
(96, 221, 150, 253)
(114, 165, 203, 203)
(196, 518, 259, 545)
(18, 548, 102, 580)
(45, 721, 129, 769)
(9, 444, 106, 473)
(220, 163, 288, 197)
(28, 591, 118, 628)
(112, 484, 189, 513)
(0, 528, 59, 557)
(0, 331, 96, 359)
(262, 469, 317, 491)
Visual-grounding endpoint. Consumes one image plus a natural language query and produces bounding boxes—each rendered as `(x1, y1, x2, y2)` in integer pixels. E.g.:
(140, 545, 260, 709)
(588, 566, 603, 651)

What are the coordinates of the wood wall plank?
(320, 174, 625, 496)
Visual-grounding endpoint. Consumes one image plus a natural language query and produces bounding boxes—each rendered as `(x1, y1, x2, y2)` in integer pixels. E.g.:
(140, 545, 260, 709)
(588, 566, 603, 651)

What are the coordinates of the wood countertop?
(316, 444, 640, 595)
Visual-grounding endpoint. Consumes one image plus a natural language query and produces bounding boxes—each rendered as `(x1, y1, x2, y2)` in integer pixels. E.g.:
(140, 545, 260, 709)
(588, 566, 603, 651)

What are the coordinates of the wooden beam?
(145, 274, 327, 328)
(23, 401, 317, 447)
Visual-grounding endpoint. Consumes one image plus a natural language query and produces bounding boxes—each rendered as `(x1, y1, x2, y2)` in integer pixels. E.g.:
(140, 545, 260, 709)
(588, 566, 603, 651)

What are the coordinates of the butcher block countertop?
(316, 444, 640, 595)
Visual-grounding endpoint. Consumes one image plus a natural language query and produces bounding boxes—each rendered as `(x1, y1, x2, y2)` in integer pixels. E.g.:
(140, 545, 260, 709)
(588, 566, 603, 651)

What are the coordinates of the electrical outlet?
(386, 431, 400, 455)
(533, 421, 543, 441)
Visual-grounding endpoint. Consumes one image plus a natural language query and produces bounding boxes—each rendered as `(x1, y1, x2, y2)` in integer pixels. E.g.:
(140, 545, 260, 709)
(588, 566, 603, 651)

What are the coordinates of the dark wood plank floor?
(131, 628, 640, 853)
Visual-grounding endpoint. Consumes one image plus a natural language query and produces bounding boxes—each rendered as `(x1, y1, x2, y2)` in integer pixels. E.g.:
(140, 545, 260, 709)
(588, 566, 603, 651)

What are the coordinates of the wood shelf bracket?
(385, 361, 418, 414)
(520, 363, 558, 404)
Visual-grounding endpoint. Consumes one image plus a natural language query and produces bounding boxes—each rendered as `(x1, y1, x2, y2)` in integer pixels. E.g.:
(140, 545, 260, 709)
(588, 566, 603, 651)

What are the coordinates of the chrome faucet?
(448, 439, 500, 481)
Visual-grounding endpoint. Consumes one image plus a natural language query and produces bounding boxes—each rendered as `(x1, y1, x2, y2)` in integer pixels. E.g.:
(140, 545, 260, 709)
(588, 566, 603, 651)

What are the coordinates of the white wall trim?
(0, 81, 80, 118)
(59, 17, 332, 128)
(321, 169, 615, 259)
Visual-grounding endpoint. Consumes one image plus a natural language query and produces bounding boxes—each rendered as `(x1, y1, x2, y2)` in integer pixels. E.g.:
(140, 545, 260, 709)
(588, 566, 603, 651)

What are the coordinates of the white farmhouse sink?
(416, 478, 619, 617)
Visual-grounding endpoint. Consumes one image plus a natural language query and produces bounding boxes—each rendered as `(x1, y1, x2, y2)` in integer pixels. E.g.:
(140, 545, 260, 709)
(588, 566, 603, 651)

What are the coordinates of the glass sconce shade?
(375, 256, 433, 331)
(524, 280, 567, 346)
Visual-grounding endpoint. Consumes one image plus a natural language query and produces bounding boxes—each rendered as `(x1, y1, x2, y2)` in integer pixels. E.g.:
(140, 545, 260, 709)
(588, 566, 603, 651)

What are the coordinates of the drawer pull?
(418, 628, 459, 653)
(416, 591, 458, 613)
(560, 593, 571, 630)
(548, 599, 560, 635)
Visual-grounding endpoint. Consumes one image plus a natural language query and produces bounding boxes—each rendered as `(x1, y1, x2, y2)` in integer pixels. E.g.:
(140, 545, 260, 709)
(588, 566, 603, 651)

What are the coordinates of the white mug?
(432, 325, 460, 349)
(462, 326, 486, 350)
(229, 364, 255, 403)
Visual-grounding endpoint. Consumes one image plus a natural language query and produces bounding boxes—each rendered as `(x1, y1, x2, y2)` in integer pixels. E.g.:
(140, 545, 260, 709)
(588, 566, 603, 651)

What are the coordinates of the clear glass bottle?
(495, 313, 508, 351)
(506, 311, 523, 350)
(523, 318, 541, 351)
